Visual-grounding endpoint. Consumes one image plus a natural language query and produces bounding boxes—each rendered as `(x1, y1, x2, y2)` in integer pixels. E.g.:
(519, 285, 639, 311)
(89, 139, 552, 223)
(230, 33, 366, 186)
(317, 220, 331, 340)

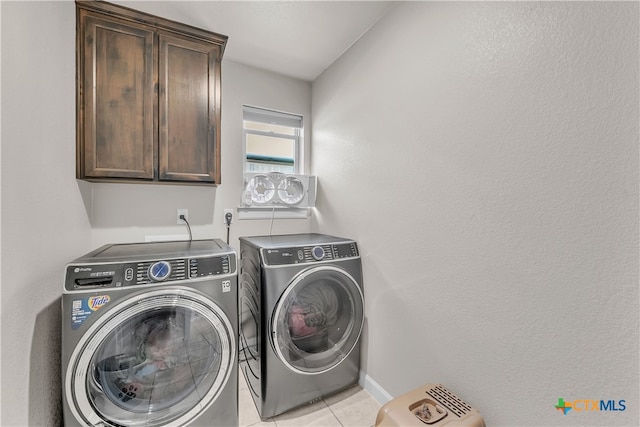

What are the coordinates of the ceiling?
(112, 1, 395, 82)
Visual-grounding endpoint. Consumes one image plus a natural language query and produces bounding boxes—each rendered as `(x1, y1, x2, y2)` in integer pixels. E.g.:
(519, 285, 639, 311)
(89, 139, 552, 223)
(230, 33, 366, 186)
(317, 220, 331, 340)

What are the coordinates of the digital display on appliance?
(335, 243, 357, 258)
(263, 248, 298, 265)
(193, 256, 227, 276)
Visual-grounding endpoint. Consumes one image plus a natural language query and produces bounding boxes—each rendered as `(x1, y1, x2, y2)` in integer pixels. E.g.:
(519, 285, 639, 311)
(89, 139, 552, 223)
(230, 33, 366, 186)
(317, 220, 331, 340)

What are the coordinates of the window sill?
(237, 206, 311, 220)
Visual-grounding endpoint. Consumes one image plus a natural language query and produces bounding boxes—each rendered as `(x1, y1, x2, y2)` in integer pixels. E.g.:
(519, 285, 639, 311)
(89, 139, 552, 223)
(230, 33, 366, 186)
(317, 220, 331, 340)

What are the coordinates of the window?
(243, 106, 303, 174)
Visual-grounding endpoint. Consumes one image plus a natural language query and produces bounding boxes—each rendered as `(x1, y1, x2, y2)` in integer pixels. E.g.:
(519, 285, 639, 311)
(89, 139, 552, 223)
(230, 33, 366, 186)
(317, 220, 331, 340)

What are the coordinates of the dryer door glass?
(68, 290, 234, 427)
(272, 266, 364, 374)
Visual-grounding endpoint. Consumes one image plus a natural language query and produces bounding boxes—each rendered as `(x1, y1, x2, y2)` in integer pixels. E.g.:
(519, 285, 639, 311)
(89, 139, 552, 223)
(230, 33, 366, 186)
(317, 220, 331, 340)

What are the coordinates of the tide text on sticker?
(88, 295, 111, 311)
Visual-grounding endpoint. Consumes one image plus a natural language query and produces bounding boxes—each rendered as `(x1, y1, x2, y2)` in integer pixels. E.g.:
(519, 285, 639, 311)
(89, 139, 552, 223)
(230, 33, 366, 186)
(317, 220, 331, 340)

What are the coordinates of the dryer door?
(65, 288, 235, 427)
(271, 265, 364, 374)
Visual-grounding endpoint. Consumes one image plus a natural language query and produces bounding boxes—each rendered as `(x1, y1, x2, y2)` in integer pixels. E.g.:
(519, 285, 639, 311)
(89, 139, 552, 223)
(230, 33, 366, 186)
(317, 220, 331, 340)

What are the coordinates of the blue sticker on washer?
(71, 296, 110, 329)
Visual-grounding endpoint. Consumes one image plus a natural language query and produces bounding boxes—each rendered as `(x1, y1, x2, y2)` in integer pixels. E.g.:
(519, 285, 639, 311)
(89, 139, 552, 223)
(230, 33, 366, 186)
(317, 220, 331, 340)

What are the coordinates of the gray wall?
(0, 2, 311, 425)
(1, 2, 88, 425)
(312, 2, 639, 426)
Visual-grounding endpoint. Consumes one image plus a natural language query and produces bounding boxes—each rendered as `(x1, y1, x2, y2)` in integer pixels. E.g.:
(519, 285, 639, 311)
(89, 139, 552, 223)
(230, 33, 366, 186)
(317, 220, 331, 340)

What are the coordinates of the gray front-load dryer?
(239, 233, 364, 419)
(62, 239, 238, 427)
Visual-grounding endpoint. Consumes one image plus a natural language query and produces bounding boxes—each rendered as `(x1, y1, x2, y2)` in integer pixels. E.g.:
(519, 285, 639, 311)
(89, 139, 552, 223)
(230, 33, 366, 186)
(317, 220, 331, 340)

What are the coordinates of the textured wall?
(312, 2, 639, 426)
(1, 2, 91, 426)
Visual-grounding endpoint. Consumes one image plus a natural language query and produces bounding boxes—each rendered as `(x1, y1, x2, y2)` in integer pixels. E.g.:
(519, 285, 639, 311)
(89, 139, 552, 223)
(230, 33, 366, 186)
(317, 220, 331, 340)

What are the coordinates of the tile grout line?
(324, 397, 345, 427)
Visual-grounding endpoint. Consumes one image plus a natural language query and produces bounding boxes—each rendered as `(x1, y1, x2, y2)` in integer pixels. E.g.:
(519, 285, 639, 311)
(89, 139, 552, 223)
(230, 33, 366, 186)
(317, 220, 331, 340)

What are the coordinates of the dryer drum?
(272, 268, 364, 374)
(287, 283, 339, 352)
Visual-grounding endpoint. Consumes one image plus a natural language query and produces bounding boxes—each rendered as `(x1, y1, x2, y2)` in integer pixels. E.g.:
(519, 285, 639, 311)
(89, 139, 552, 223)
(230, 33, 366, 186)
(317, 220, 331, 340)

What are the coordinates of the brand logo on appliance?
(555, 398, 626, 415)
(74, 267, 92, 273)
(88, 295, 110, 311)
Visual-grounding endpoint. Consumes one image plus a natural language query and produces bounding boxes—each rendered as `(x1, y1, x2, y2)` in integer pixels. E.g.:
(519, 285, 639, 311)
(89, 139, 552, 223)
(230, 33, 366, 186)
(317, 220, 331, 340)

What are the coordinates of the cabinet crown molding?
(76, 0, 228, 51)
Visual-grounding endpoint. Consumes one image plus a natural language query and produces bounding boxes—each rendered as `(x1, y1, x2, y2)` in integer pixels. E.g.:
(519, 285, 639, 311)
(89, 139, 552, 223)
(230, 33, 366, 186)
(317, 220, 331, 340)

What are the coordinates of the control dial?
(311, 246, 325, 261)
(148, 261, 172, 282)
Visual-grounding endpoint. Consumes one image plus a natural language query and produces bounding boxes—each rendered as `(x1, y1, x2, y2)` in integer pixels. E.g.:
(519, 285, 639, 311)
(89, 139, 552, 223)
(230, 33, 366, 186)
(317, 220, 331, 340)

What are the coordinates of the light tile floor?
(239, 372, 381, 427)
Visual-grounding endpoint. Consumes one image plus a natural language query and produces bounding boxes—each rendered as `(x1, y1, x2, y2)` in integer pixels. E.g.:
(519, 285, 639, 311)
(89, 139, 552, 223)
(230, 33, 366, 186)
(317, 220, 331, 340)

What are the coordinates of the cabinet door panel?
(80, 13, 156, 180)
(158, 33, 220, 183)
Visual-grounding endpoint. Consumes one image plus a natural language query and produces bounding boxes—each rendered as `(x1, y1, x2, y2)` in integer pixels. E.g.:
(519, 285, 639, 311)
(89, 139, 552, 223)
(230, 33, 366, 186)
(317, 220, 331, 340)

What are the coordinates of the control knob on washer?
(149, 261, 172, 281)
(311, 246, 325, 261)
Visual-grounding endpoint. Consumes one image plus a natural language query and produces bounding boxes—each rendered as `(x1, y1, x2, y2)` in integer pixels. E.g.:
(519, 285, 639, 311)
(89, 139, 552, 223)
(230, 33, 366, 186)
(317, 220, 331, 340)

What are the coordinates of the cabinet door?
(158, 32, 221, 183)
(78, 11, 156, 180)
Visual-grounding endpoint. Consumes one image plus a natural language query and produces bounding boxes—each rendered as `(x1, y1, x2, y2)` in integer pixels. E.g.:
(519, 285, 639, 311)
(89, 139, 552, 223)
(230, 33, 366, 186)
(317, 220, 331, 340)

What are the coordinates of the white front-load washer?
(239, 233, 365, 419)
(61, 240, 238, 427)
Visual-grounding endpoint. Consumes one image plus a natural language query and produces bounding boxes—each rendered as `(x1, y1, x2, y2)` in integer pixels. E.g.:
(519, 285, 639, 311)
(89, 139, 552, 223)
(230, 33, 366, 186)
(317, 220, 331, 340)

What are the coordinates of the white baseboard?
(359, 371, 393, 404)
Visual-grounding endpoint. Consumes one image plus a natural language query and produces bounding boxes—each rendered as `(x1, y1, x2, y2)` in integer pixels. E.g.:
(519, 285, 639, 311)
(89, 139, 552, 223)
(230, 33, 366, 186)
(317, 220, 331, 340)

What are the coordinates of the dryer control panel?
(262, 242, 358, 266)
(65, 255, 232, 291)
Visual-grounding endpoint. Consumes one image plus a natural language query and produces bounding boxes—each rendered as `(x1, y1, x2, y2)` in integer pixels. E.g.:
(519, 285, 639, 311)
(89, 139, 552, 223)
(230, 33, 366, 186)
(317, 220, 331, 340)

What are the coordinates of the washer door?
(271, 266, 364, 374)
(66, 288, 235, 427)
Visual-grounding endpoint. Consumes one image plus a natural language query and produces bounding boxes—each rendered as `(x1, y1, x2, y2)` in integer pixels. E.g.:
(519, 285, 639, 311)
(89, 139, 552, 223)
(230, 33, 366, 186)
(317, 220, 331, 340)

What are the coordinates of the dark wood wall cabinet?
(76, 1, 228, 185)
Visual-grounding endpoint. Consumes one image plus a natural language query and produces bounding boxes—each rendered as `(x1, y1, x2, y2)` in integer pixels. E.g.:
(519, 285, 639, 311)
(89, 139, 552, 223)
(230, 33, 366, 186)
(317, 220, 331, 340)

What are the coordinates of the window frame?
(239, 105, 310, 220)
(242, 105, 303, 174)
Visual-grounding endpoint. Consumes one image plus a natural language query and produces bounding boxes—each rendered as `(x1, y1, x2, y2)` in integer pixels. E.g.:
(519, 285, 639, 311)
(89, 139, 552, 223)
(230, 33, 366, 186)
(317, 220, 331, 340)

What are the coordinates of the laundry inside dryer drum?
(274, 271, 360, 373)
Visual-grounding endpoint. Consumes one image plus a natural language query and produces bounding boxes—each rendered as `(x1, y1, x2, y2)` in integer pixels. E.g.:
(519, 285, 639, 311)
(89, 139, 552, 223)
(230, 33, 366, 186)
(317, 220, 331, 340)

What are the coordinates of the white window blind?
(243, 106, 303, 128)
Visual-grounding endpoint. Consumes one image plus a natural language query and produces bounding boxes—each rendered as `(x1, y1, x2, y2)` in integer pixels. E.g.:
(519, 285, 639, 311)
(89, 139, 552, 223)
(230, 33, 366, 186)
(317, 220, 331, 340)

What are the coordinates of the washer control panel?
(65, 255, 232, 290)
(262, 242, 359, 266)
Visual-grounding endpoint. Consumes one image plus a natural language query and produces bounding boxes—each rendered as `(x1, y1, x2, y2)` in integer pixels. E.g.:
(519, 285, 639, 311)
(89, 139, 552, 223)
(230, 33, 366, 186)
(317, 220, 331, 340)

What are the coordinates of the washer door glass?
(272, 266, 364, 374)
(69, 289, 234, 427)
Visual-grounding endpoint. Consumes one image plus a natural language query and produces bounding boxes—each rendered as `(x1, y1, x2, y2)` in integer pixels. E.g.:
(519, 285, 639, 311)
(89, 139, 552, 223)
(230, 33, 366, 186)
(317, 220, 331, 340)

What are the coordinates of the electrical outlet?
(224, 209, 234, 224)
(177, 209, 189, 224)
